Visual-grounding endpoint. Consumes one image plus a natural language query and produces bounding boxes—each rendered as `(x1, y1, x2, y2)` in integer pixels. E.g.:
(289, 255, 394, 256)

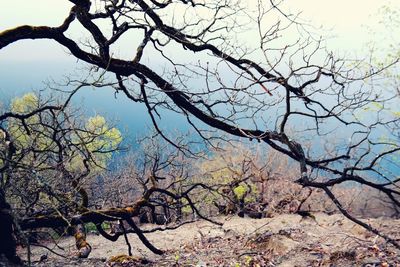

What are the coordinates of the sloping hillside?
(16, 213, 400, 266)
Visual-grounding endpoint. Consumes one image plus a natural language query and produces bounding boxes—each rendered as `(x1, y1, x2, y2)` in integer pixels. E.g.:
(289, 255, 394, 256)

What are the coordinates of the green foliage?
(233, 184, 247, 200)
(8, 93, 122, 172)
(85, 222, 109, 232)
(11, 92, 39, 113)
(246, 184, 258, 203)
(193, 145, 261, 212)
(233, 184, 258, 203)
(3, 93, 123, 215)
(85, 115, 122, 155)
(181, 198, 193, 214)
(85, 222, 97, 232)
(70, 114, 122, 172)
(9, 93, 42, 147)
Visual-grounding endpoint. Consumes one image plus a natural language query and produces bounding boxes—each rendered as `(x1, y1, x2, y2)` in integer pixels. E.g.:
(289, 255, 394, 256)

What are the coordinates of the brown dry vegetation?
(3, 142, 399, 267)
(13, 213, 400, 267)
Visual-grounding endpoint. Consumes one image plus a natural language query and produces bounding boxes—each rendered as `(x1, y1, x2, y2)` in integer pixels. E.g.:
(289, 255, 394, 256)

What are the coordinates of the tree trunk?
(0, 188, 21, 263)
(73, 224, 91, 258)
(175, 199, 183, 222)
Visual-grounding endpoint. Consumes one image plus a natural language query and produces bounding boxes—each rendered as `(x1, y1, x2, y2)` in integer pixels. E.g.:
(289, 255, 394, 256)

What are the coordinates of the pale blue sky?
(0, 0, 398, 63)
(0, 0, 398, 137)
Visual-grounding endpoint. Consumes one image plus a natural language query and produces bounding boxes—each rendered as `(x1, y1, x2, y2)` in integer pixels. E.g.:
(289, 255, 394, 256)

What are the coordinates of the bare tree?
(90, 134, 202, 225)
(1, 92, 219, 260)
(1, 0, 400, 259)
(0, 91, 124, 260)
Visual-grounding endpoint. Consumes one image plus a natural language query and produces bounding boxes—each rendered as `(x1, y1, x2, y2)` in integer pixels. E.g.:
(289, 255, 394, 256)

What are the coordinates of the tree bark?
(0, 189, 21, 263)
(73, 224, 91, 258)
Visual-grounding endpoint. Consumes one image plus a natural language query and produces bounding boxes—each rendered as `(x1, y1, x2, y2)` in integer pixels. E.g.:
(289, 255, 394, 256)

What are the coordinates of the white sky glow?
(0, 0, 398, 62)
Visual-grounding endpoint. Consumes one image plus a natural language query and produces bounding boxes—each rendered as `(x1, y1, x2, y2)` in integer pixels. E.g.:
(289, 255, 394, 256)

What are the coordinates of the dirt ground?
(12, 213, 400, 266)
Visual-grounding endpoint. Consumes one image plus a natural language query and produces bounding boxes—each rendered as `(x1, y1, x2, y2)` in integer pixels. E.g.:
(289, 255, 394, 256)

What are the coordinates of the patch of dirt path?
(16, 213, 400, 266)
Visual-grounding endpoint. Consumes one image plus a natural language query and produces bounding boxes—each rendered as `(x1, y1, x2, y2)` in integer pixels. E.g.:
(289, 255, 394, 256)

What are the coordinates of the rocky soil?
(8, 213, 400, 266)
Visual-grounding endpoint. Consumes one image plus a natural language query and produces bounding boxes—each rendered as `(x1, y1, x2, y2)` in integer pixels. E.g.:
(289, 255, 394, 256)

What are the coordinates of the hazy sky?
(287, 0, 399, 52)
(0, 0, 398, 135)
(0, 0, 398, 63)
(1, 0, 397, 89)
